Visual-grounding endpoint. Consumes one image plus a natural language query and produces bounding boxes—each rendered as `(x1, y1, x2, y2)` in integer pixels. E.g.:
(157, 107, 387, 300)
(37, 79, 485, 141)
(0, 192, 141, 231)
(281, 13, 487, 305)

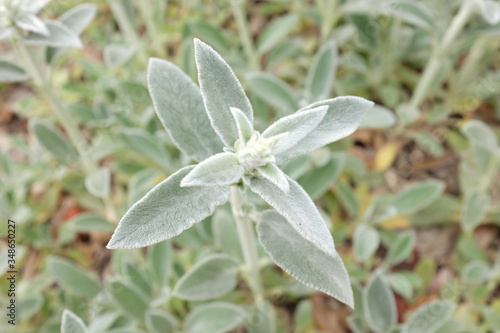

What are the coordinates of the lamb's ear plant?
(107, 38, 373, 308)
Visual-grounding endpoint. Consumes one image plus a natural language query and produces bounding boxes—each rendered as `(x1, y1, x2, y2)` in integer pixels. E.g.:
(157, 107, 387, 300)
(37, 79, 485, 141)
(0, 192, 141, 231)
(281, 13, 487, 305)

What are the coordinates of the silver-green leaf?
(407, 301, 456, 333)
(0, 60, 30, 82)
(257, 211, 353, 307)
(184, 302, 247, 333)
(61, 310, 87, 333)
(24, 20, 83, 48)
(84, 167, 110, 198)
(181, 152, 243, 187)
(194, 38, 253, 146)
(148, 58, 224, 161)
(304, 40, 338, 103)
(363, 272, 397, 333)
(107, 166, 229, 249)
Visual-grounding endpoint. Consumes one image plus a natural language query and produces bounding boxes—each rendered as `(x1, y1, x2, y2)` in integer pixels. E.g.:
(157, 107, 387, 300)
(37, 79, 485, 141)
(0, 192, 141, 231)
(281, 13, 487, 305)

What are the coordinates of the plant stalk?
(229, 185, 264, 303)
(232, 1, 259, 70)
(407, 0, 473, 112)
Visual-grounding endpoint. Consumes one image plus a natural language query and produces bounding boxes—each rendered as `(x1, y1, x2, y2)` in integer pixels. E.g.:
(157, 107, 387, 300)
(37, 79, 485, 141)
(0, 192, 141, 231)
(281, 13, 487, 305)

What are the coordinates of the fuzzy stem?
(137, 0, 165, 57)
(232, 1, 259, 70)
(407, 0, 473, 113)
(229, 185, 264, 303)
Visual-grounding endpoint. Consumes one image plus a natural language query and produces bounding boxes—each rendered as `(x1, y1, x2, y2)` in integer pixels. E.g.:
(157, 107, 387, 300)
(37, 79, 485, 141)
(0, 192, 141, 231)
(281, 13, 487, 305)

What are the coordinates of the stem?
(107, 0, 147, 63)
(137, 0, 165, 57)
(15, 40, 96, 173)
(232, 1, 259, 70)
(407, 0, 473, 112)
(229, 186, 264, 303)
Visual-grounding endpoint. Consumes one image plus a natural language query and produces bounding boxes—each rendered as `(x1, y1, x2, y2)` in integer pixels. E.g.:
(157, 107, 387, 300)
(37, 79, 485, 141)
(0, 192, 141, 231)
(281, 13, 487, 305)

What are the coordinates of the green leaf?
(107, 280, 150, 320)
(461, 192, 490, 231)
(298, 153, 345, 200)
(304, 40, 338, 103)
(275, 97, 374, 164)
(363, 272, 397, 333)
(388, 273, 413, 300)
(47, 257, 101, 297)
(246, 175, 337, 258)
(385, 231, 416, 266)
(231, 107, 254, 143)
(173, 254, 238, 300)
(248, 301, 276, 333)
(359, 105, 397, 129)
(107, 166, 229, 249)
(257, 163, 290, 193)
(335, 182, 359, 217)
(407, 301, 456, 333)
(30, 119, 79, 164)
(148, 58, 223, 161)
(257, 14, 298, 54)
(462, 120, 498, 151)
(392, 180, 445, 215)
(212, 209, 243, 261)
(188, 21, 229, 53)
(46, 4, 97, 62)
(68, 213, 115, 233)
(0, 60, 30, 82)
(24, 0, 52, 13)
(149, 241, 172, 286)
(353, 225, 380, 262)
(412, 131, 444, 158)
(246, 72, 299, 114)
(258, 211, 354, 307)
(61, 309, 87, 333)
(24, 20, 82, 48)
(84, 167, 110, 198)
(119, 128, 169, 169)
(181, 152, 243, 187)
(103, 44, 136, 68)
(15, 13, 48, 35)
(262, 106, 327, 154)
(17, 295, 43, 321)
(194, 38, 253, 146)
(145, 309, 177, 333)
(475, 0, 500, 25)
(125, 262, 153, 298)
(184, 302, 247, 333)
(385, 0, 435, 30)
(461, 260, 492, 284)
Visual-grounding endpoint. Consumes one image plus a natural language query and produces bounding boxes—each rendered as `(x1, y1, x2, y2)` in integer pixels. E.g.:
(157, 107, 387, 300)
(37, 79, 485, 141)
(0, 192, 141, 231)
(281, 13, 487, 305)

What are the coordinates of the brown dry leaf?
(310, 294, 351, 333)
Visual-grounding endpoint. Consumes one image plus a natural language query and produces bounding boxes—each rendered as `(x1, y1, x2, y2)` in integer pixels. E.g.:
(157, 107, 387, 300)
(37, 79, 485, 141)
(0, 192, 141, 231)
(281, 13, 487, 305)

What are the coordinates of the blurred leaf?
(119, 128, 170, 169)
(47, 257, 101, 298)
(363, 272, 397, 333)
(392, 180, 445, 215)
(388, 273, 413, 300)
(184, 302, 246, 333)
(248, 301, 276, 333)
(125, 262, 153, 298)
(246, 72, 299, 114)
(107, 280, 150, 320)
(212, 209, 243, 262)
(385, 0, 435, 30)
(149, 240, 172, 287)
(412, 131, 444, 157)
(258, 211, 354, 307)
(335, 182, 359, 218)
(17, 295, 43, 321)
(145, 309, 177, 333)
(304, 40, 338, 103)
(407, 301, 455, 333)
(84, 167, 110, 198)
(30, 119, 79, 164)
(374, 142, 399, 171)
(68, 213, 115, 233)
(293, 299, 313, 332)
(462, 120, 498, 151)
(461, 192, 490, 231)
(61, 309, 87, 333)
(104, 44, 136, 68)
(385, 230, 416, 266)
(187, 21, 228, 53)
(359, 105, 397, 129)
(298, 153, 345, 200)
(353, 224, 380, 262)
(257, 14, 298, 54)
(0, 60, 30, 82)
(461, 260, 491, 284)
(173, 254, 238, 301)
(24, 21, 82, 48)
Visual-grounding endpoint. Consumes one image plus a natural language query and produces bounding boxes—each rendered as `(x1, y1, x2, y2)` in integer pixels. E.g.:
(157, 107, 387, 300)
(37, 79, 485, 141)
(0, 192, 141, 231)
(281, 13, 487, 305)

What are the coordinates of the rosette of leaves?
(107, 38, 374, 307)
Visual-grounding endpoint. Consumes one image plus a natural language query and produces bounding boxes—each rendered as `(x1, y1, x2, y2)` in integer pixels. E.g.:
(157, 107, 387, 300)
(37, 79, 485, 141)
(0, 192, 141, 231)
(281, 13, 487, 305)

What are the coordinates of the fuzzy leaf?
(181, 152, 243, 187)
(148, 58, 224, 161)
(385, 0, 436, 30)
(246, 72, 299, 114)
(184, 302, 247, 333)
(24, 0, 52, 14)
(212, 209, 243, 261)
(61, 310, 87, 333)
(257, 163, 290, 193)
(275, 97, 374, 164)
(103, 44, 136, 68)
(47, 257, 101, 298)
(68, 213, 115, 233)
(475, 0, 500, 25)
(194, 38, 253, 146)
(353, 224, 380, 262)
(258, 211, 353, 306)
(174, 254, 238, 300)
(363, 272, 397, 333)
(461, 192, 490, 231)
(47, 4, 97, 62)
(257, 14, 298, 54)
(15, 13, 48, 35)
(119, 128, 170, 169)
(231, 107, 253, 142)
(392, 180, 445, 215)
(0, 60, 30, 82)
(246, 175, 337, 257)
(24, 20, 82, 48)
(385, 231, 416, 266)
(263, 106, 327, 154)
(359, 105, 397, 129)
(298, 153, 345, 200)
(85, 167, 110, 198)
(30, 119, 79, 164)
(304, 40, 338, 103)
(146, 309, 177, 333)
(407, 301, 456, 333)
(107, 280, 150, 320)
(107, 166, 229, 249)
